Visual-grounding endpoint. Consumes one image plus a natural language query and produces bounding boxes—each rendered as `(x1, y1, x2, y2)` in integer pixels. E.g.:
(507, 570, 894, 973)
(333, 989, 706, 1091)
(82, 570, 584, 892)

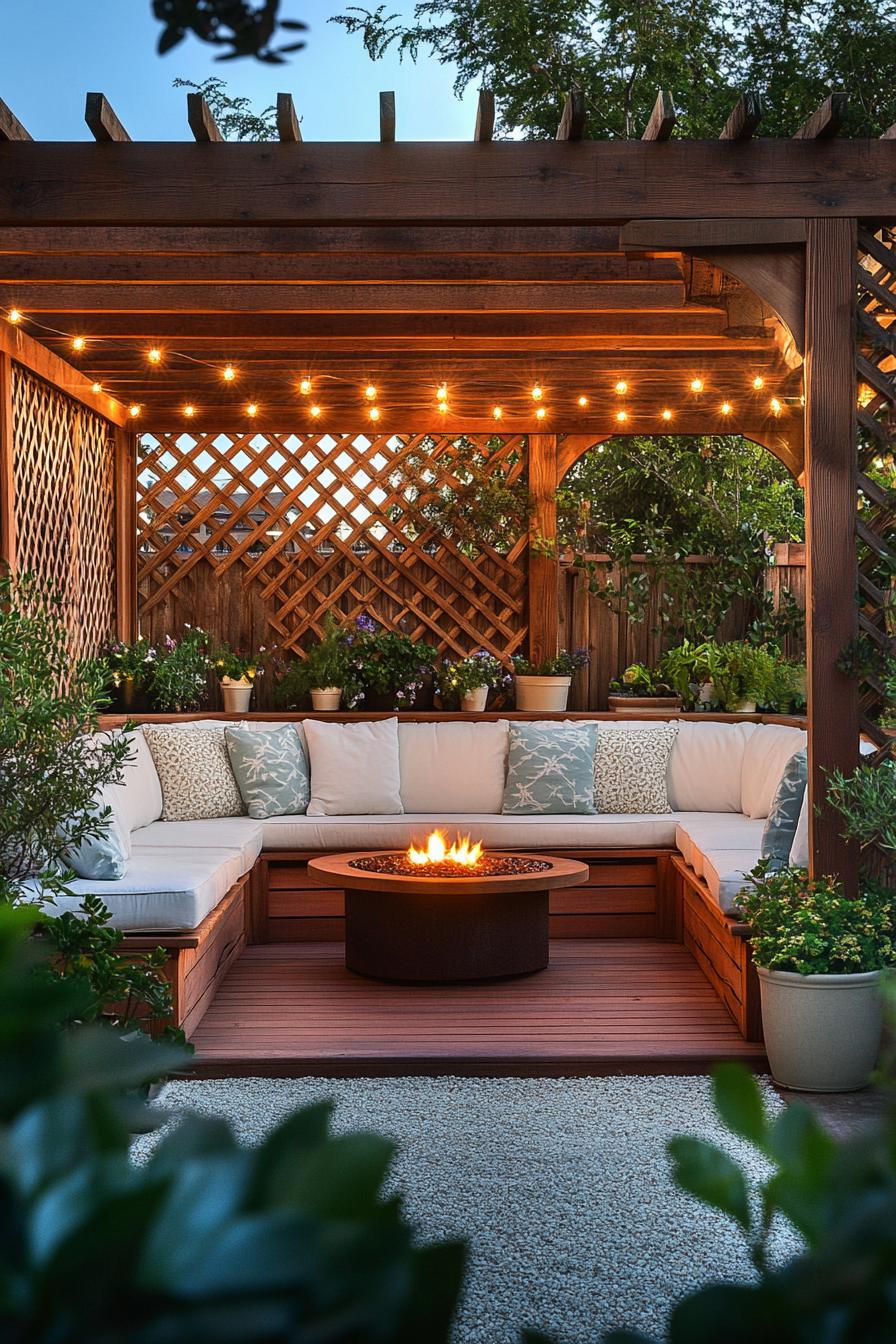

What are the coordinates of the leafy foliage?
(172, 75, 277, 137)
(275, 612, 355, 702)
(827, 760, 896, 855)
(330, 0, 896, 139)
(279, 614, 438, 709)
(737, 862, 894, 975)
(657, 639, 803, 711)
(435, 650, 511, 701)
(512, 648, 589, 678)
(0, 904, 465, 1342)
(212, 639, 267, 682)
(153, 0, 308, 63)
(150, 625, 212, 711)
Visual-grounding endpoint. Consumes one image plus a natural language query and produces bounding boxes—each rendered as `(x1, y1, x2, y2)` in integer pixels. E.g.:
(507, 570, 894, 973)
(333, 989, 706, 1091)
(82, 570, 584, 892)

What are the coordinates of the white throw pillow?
(142, 726, 245, 822)
(304, 717, 403, 816)
(666, 720, 757, 813)
(108, 727, 163, 833)
(594, 721, 679, 814)
(398, 721, 508, 813)
(741, 724, 808, 819)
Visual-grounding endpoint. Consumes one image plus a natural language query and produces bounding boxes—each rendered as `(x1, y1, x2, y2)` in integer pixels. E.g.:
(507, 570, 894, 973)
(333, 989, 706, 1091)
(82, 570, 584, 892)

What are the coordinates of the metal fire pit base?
(344, 884, 549, 982)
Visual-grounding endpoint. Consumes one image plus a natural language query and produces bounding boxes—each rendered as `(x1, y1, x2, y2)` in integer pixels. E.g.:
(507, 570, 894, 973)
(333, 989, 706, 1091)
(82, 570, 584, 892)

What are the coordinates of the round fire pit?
(307, 850, 588, 983)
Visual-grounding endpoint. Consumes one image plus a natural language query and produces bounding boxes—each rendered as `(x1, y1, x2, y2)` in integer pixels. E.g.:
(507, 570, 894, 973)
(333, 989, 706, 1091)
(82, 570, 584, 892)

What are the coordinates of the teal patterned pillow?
(760, 748, 807, 870)
(224, 725, 310, 820)
(502, 722, 598, 815)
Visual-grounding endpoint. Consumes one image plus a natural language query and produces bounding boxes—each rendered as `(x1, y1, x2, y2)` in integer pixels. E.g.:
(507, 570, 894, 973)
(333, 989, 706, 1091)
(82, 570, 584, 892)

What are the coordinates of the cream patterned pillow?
(594, 722, 679, 814)
(142, 726, 245, 822)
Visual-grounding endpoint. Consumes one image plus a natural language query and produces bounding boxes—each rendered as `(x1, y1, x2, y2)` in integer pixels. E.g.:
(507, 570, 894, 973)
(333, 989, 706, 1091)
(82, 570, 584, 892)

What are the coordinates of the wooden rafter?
(0, 97, 31, 142)
(556, 89, 586, 142)
(85, 93, 130, 143)
(474, 90, 495, 143)
(719, 91, 764, 141)
(642, 90, 676, 142)
(276, 93, 302, 143)
(793, 93, 848, 140)
(379, 91, 395, 143)
(187, 93, 223, 143)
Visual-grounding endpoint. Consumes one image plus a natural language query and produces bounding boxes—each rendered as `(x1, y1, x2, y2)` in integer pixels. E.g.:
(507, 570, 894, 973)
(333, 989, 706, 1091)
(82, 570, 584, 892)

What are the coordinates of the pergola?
(0, 86, 894, 897)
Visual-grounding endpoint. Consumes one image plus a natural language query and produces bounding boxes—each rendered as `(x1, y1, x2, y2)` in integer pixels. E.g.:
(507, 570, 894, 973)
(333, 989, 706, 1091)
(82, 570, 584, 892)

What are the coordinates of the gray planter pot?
(757, 966, 883, 1092)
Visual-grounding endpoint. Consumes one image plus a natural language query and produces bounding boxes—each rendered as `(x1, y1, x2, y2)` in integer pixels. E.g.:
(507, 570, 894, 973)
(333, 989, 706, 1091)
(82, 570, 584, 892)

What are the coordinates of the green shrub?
(150, 625, 212, 710)
(827, 760, 896, 855)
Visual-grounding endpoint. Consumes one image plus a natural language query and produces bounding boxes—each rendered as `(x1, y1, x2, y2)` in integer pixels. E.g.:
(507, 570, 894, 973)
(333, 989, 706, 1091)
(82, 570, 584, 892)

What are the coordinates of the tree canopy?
(330, 0, 896, 137)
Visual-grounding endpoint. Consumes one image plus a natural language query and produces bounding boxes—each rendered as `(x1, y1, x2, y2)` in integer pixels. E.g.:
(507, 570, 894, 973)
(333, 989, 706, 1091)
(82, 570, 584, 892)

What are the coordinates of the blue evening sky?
(1, 0, 476, 140)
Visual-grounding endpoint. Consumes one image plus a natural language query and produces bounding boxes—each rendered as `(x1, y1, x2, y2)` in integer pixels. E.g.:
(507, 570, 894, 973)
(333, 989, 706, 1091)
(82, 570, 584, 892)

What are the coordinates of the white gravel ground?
(135, 1074, 799, 1343)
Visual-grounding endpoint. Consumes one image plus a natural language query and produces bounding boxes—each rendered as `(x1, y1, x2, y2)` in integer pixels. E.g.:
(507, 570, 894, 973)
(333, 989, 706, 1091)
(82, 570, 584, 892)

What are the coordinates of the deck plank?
(189, 939, 766, 1077)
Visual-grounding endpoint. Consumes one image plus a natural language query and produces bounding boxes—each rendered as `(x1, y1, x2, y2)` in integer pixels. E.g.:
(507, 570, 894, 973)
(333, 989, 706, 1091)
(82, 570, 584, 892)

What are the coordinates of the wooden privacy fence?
(560, 543, 807, 710)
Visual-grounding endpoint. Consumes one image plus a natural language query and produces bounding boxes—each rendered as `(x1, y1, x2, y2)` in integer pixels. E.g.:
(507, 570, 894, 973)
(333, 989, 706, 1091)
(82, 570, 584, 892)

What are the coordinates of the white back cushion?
(398, 720, 509, 813)
(741, 723, 808, 819)
(110, 728, 163, 833)
(666, 720, 757, 813)
(304, 717, 403, 816)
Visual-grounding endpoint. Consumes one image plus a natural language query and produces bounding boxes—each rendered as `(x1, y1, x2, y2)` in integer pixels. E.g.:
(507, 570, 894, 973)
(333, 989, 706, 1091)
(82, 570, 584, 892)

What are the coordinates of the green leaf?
(668, 1136, 753, 1232)
(712, 1064, 769, 1147)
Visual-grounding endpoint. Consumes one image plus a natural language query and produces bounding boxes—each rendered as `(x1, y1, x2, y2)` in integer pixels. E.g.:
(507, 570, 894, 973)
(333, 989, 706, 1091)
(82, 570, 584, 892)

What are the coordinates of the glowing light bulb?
(438, 401, 449, 413)
(616, 409, 628, 423)
(436, 383, 448, 402)
(614, 379, 628, 395)
(770, 397, 782, 415)
(298, 377, 312, 395)
(689, 377, 704, 393)
(310, 404, 321, 418)
(183, 404, 196, 418)
(147, 347, 162, 364)
(71, 336, 86, 353)
(128, 404, 141, 418)
(752, 375, 765, 390)
(531, 384, 543, 401)
(492, 405, 503, 420)
(661, 408, 673, 421)
(222, 364, 237, 382)
(577, 395, 589, 408)
(720, 401, 733, 416)
(246, 403, 258, 418)
(91, 381, 102, 394)
(369, 405, 381, 421)
(364, 383, 378, 401)
(535, 406, 547, 420)
(7, 308, 22, 324)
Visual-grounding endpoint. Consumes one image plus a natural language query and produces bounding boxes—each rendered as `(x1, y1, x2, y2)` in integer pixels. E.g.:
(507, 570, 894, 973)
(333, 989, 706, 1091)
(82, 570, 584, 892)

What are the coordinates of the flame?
(407, 829, 484, 868)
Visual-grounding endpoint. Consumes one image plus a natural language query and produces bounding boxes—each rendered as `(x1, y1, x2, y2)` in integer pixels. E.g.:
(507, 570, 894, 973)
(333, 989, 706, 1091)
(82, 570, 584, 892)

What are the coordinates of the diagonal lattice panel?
(137, 430, 529, 664)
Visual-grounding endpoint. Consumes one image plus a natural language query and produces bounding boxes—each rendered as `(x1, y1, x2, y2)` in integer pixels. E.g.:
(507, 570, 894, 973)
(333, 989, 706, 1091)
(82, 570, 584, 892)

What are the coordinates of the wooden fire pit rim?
(307, 850, 588, 896)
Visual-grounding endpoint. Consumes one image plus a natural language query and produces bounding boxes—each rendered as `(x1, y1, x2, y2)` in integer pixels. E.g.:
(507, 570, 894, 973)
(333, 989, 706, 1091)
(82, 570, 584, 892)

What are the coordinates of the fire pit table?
(307, 845, 588, 983)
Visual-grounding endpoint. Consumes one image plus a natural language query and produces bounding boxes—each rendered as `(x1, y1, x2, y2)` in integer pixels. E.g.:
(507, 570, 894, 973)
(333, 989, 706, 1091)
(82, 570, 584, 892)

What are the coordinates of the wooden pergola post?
(528, 433, 559, 666)
(803, 216, 860, 889)
(0, 351, 14, 569)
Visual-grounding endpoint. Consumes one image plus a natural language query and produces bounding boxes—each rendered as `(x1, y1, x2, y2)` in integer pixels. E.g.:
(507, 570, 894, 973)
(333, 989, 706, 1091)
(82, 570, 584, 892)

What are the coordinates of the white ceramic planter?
(698, 680, 715, 705)
(460, 685, 489, 713)
(733, 698, 758, 714)
(311, 686, 342, 711)
(221, 677, 253, 713)
(757, 966, 883, 1092)
(514, 675, 571, 712)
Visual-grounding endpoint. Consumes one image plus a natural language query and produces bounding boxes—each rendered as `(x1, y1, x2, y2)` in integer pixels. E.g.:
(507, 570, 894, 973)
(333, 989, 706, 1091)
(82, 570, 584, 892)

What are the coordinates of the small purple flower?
(355, 614, 377, 634)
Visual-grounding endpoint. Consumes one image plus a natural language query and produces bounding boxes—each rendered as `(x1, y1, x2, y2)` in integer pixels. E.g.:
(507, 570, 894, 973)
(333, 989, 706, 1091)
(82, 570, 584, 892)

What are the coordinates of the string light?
(71, 336, 86, 353)
(128, 404, 141, 418)
(531, 384, 543, 401)
(661, 408, 673, 421)
(364, 383, 378, 401)
(436, 383, 448, 402)
(689, 377, 704, 393)
(616, 409, 628, 424)
(770, 397, 782, 415)
(492, 405, 503, 420)
(183, 404, 196, 418)
(369, 405, 381, 421)
(91, 381, 102, 394)
(246, 403, 258, 418)
(614, 380, 628, 395)
(752, 375, 765, 390)
(7, 308, 22, 324)
(577, 395, 589, 408)
(222, 364, 237, 382)
(310, 404, 322, 418)
(298, 377, 312, 395)
(720, 401, 733, 416)
(535, 406, 547, 420)
(147, 347, 162, 364)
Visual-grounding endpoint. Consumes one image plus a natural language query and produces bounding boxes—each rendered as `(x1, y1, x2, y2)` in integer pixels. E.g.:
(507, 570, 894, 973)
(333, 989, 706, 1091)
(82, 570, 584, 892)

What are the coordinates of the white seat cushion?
(675, 814, 766, 876)
(45, 847, 243, 932)
(108, 727, 164, 833)
(260, 810, 683, 851)
(131, 818, 264, 875)
(701, 849, 760, 916)
(741, 724, 808, 819)
(399, 720, 508, 813)
(667, 720, 756, 812)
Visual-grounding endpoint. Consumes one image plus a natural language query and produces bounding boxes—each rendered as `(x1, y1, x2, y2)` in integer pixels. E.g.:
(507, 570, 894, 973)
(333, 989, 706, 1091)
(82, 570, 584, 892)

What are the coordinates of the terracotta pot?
(514, 675, 571, 712)
(607, 694, 682, 715)
(460, 685, 489, 713)
(757, 966, 883, 1092)
(311, 686, 342, 711)
(221, 677, 253, 713)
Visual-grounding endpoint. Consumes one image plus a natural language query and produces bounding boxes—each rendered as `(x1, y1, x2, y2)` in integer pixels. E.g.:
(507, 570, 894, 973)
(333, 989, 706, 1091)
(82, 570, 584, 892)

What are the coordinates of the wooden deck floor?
(189, 939, 766, 1077)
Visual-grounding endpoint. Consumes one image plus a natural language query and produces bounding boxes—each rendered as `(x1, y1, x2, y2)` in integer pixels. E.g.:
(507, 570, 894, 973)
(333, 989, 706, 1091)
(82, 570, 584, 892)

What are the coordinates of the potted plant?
(435, 650, 511, 712)
(103, 636, 156, 712)
(149, 625, 212, 712)
(658, 640, 709, 709)
(275, 615, 353, 711)
(607, 662, 682, 714)
(213, 642, 266, 714)
(345, 615, 438, 711)
(738, 863, 894, 1091)
(511, 649, 589, 712)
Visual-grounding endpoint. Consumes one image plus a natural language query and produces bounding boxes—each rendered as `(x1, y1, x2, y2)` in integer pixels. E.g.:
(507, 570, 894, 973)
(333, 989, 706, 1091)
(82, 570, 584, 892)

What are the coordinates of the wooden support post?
(0, 351, 14, 569)
(804, 216, 859, 889)
(528, 434, 559, 666)
(114, 426, 137, 641)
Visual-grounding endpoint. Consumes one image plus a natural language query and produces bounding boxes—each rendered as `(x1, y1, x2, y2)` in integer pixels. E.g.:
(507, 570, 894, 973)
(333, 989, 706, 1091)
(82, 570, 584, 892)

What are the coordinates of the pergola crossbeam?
(556, 89, 586, 142)
(187, 93, 223, 143)
(380, 91, 395, 143)
(85, 93, 130, 143)
(276, 93, 302, 143)
(719, 91, 764, 141)
(474, 90, 495, 143)
(793, 92, 848, 140)
(642, 90, 676, 141)
(0, 97, 31, 142)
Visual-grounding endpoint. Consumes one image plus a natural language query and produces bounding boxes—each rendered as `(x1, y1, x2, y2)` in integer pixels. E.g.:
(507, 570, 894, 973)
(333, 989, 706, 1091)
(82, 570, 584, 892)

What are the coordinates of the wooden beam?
(621, 219, 808, 250)
(556, 89, 586, 142)
(793, 93, 848, 140)
(187, 93, 223, 143)
(0, 98, 31, 142)
(803, 216, 859, 889)
(276, 93, 302, 143)
(3, 142, 896, 222)
(0, 351, 15, 568)
(690, 245, 806, 355)
(379, 91, 395, 143)
(85, 93, 131, 143)
(474, 90, 495, 142)
(114, 426, 137, 641)
(642, 91, 676, 142)
(0, 320, 128, 425)
(719, 91, 764, 141)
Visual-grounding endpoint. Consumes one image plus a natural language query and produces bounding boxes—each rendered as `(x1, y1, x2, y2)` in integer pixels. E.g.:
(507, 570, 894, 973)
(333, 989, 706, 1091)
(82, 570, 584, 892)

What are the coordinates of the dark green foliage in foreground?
(153, 0, 307, 62)
(0, 904, 465, 1342)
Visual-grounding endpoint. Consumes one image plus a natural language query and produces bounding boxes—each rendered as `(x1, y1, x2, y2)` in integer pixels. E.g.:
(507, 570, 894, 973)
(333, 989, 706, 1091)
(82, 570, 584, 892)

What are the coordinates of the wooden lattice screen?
(10, 364, 117, 657)
(136, 431, 529, 665)
(856, 225, 896, 750)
